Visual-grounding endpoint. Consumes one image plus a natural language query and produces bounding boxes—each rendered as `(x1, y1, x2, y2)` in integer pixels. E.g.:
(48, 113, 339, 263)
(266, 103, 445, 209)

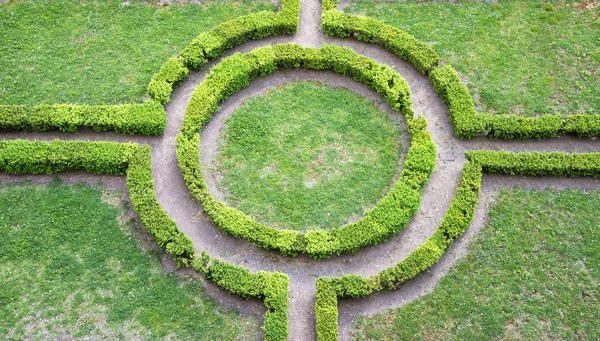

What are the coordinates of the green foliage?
(466, 150, 600, 177)
(315, 278, 340, 341)
(194, 253, 289, 341)
(180, 0, 299, 69)
(217, 81, 401, 231)
(322, 0, 340, 11)
(327, 1, 599, 139)
(321, 10, 440, 74)
(176, 44, 437, 259)
(431, 65, 600, 139)
(0, 182, 258, 340)
(346, 0, 600, 116)
(147, 0, 300, 104)
(0, 100, 166, 135)
(354, 188, 600, 340)
(0, 139, 136, 175)
(0, 0, 278, 105)
(429, 65, 485, 139)
(126, 146, 195, 267)
(147, 57, 190, 104)
(315, 160, 483, 340)
(315, 151, 600, 340)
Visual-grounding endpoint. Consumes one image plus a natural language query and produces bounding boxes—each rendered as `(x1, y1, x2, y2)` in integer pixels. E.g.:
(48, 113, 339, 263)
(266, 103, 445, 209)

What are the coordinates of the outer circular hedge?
(176, 43, 437, 259)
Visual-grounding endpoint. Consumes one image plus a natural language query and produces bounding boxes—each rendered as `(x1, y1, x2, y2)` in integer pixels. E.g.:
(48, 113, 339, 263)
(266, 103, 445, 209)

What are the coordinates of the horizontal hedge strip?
(0, 100, 166, 136)
(0, 139, 137, 175)
(0, 139, 289, 340)
(314, 160, 482, 341)
(321, 9, 440, 75)
(430, 65, 600, 139)
(466, 150, 600, 177)
(149, 0, 300, 104)
(176, 43, 437, 259)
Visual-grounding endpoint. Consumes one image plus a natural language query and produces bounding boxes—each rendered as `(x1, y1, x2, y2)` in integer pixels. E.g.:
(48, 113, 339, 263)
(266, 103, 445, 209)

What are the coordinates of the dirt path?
(1, 1, 599, 340)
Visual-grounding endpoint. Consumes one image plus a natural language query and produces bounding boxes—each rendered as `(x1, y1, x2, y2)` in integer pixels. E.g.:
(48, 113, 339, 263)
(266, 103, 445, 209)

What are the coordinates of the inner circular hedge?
(176, 44, 437, 259)
(216, 81, 402, 231)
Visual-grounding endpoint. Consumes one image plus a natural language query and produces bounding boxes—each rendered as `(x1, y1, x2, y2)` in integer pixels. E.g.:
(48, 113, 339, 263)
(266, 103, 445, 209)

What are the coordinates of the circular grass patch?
(216, 81, 401, 231)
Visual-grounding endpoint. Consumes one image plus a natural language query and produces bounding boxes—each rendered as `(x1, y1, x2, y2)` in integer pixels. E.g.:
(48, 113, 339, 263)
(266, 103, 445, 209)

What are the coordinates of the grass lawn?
(0, 0, 276, 105)
(346, 0, 600, 116)
(216, 81, 402, 231)
(352, 188, 600, 340)
(0, 180, 258, 340)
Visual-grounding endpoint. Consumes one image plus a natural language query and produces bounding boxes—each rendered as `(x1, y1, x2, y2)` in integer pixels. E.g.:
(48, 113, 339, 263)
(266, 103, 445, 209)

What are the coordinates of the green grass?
(346, 0, 600, 116)
(0, 180, 258, 340)
(216, 81, 401, 231)
(0, 0, 276, 105)
(352, 188, 600, 340)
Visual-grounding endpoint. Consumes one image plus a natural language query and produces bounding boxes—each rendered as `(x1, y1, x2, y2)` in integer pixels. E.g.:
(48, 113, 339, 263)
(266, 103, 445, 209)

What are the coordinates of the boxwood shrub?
(321, 4, 440, 75)
(0, 100, 166, 136)
(176, 43, 437, 259)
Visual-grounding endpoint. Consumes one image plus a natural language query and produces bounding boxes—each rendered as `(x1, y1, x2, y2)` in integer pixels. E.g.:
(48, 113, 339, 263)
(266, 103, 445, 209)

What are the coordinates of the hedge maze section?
(176, 44, 437, 259)
(2, 0, 599, 340)
(0, 139, 290, 341)
(314, 151, 600, 341)
(321, 0, 600, 140)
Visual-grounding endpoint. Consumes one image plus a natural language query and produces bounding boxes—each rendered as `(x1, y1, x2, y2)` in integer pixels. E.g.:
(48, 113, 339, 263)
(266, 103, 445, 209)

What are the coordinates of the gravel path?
(1, 1, 598, 340)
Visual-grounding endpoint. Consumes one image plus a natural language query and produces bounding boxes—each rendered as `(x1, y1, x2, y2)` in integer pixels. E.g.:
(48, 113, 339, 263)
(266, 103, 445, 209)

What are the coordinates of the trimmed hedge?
(314, 150, 600, 340)
(126, 145, 196, 266)
(195, 253, 289, 341)
(147, 57, 190, 104)
(149, 0, 300, 104)
(0, 139, 289, 340)
(430, 65, 600, 139)
(321, 7, 439, 75)
(176, 43, 437, 259)
(0, 100, 166, 136)
(0, 139, 194, 265)
(0, 139, 137, 175)
(314, 160, 482, 341)
(321, 1, 599, 140)
(466, 150, 600, 177)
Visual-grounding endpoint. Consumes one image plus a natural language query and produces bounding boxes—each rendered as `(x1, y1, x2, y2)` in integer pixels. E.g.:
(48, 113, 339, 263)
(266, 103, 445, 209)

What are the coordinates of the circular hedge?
(176, 43, 436, 259)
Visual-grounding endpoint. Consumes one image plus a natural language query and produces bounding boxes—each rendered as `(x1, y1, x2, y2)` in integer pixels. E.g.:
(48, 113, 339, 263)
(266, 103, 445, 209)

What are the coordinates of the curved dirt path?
(2, 1, 599, 340)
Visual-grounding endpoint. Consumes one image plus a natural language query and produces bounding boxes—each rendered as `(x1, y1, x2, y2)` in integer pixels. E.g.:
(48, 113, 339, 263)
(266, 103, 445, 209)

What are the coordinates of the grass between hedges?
(352, 188, 600, 340)
(0, 181, 258, 340)
(0, 0, 276, 105)
(346, 0, 600, 116)
(216, 81, 401, 231)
